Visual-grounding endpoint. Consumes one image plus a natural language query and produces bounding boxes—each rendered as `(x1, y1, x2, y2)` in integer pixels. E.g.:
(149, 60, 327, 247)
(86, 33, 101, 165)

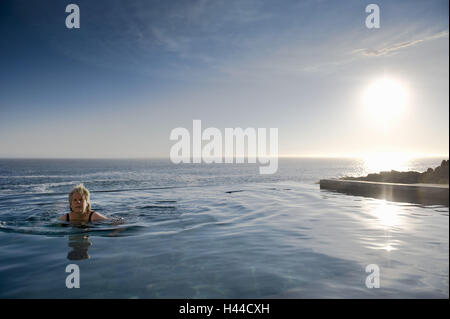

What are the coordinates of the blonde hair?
(69, 183, 91, 212)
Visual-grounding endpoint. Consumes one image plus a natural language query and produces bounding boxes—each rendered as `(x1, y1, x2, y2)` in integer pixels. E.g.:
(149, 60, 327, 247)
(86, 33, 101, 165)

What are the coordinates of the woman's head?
(69, 184, 91, 213)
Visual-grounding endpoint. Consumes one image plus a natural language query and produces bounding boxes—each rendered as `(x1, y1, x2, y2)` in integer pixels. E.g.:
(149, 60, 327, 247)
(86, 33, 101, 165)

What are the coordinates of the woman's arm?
(91, 211, 108, 221)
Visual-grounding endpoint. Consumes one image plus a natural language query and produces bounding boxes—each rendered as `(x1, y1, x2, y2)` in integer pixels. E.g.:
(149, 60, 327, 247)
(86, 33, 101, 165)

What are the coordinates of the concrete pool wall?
(319, 179, 449, 206)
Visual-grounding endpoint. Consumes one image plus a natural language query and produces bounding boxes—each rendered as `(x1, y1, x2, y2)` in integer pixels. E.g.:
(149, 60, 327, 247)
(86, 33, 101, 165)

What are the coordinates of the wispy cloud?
(353, 30, 449, 57)
(151, 27, 188, 52)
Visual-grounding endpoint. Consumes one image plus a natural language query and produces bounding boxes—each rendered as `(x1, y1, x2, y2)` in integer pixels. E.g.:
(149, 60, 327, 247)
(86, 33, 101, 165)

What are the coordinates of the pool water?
(0, 158, 448, 298)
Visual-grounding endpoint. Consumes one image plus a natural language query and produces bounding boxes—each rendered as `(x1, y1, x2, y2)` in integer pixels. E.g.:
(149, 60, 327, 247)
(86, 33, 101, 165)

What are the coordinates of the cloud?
(151, 27, 186, 52)
(353, 31, 449, 57)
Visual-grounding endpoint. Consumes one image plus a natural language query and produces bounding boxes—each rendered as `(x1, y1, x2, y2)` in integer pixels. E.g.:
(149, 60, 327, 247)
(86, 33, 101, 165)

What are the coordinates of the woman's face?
(71, 192, 88, 213)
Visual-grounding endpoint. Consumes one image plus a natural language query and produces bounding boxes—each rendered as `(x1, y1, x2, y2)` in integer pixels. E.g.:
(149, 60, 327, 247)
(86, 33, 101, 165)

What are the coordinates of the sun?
(363, 77, 408, 122)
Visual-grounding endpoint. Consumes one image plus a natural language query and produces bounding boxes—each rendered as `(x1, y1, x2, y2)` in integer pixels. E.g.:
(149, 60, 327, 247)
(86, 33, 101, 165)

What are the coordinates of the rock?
(343, 159, 449, 184)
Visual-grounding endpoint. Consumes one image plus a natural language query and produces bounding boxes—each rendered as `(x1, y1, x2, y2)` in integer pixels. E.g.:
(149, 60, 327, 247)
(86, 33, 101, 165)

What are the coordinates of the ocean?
(0, 158, 448, 298)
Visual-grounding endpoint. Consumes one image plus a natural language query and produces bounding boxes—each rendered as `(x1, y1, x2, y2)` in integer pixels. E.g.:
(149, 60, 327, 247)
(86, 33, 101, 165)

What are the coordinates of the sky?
(0, 0, 448, 158)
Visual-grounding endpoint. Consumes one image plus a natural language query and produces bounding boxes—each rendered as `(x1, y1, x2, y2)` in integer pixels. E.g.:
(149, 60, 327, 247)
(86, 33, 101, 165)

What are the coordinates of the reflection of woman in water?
(67, 234, 92, 260)
(59, 184, 107, 223)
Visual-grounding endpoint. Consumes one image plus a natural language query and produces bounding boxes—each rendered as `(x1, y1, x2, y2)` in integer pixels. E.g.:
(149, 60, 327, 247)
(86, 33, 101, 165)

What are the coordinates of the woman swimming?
(59, 184, 107, 223)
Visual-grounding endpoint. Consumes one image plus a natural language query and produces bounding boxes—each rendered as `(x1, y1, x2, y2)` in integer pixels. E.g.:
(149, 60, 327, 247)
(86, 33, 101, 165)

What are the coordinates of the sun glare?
(373, 201, 401, 228)
(362, 152, 411, 173)
(363, 77, 408, 123)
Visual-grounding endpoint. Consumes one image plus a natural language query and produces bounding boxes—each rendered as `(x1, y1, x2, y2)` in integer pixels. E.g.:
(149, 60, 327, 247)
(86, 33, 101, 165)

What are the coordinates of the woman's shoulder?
(90, 211, 108, 221)
(58, 213, 70, 221)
